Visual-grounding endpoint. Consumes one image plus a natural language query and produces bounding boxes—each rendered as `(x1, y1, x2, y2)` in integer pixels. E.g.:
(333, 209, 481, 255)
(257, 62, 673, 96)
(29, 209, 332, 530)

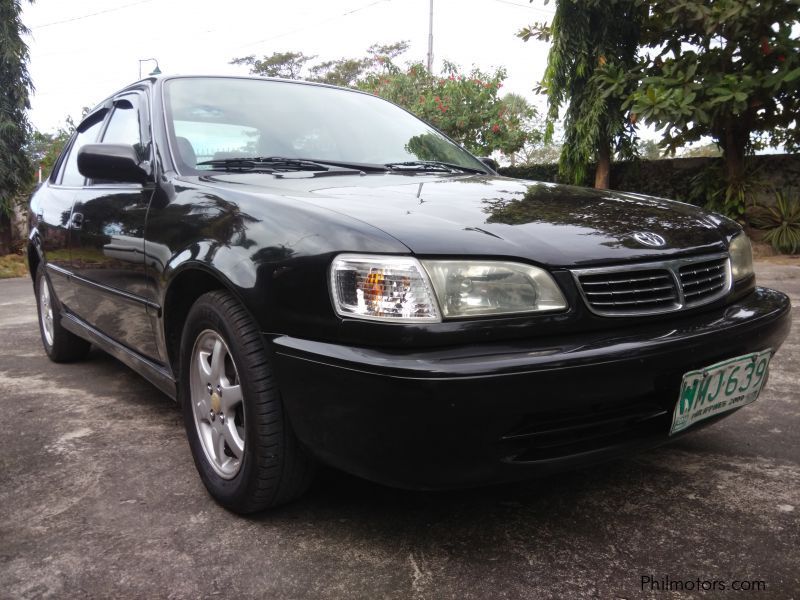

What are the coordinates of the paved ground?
(1, 264, 798, 600)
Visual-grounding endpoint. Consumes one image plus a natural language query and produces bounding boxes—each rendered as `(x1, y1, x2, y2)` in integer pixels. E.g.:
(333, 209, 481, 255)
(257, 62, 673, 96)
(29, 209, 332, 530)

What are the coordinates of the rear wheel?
(180, 290, 315, 513)
(35, 265, 91, 362)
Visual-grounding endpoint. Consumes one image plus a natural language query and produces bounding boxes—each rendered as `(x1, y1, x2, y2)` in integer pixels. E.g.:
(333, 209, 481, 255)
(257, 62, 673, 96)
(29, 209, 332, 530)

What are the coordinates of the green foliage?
(637, 139, 663, 160)
(679, 143, 722, 158)
(231, 42, 409, 88)
(518, 0, 646, 186)
(0, 0, 34, 228)
(499, 153, 800, 212)
(500, 162, 561, 183)
(230, 51, 316, 79)
(359, 62, 534, 156)
(749, 189, 800, 255)
(24, 119, 73, 180)
(628, 0, 800, 189)
(231, 42, 538, 158)
(308, 42, 410, 88)
(686, 160, 765, 217)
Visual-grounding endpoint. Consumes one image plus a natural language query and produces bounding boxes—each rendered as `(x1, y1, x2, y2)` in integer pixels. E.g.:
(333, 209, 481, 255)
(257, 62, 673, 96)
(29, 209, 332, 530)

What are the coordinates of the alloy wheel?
(189, 330, 246, 479)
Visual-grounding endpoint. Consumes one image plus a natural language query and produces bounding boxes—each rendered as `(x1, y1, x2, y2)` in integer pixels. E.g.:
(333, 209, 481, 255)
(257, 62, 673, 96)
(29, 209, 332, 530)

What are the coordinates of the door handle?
(70, 212, 84, 230)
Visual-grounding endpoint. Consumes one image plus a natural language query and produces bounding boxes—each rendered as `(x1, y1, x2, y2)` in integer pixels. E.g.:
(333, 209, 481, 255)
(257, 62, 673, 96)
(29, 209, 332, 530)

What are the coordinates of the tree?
(230, 51, 316, 79)
(233, 43, 538, 159)
(359, 62, 534, 157)
(231, 42, 409, 88)
(24, 119, 73, 182)
(308, 42, 409, 88)
(0, 0, 34, 255)
(678, 142, 722, 159)
(636, 138, 663, 160)
(628, 0, 800, 215)
(519, 0, 646, 188)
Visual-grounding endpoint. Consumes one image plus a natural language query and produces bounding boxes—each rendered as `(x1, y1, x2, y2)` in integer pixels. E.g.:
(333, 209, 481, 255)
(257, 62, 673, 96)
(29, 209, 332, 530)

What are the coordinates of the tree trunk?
(0, 212, 12, 256)
(723, 123, 747, 186)
(594, 141, 611, 189)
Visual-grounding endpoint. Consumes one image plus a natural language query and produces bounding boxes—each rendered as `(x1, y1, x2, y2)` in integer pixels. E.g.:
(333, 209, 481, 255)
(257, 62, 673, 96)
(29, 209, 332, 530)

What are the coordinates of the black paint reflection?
(482, 182, 719, 249)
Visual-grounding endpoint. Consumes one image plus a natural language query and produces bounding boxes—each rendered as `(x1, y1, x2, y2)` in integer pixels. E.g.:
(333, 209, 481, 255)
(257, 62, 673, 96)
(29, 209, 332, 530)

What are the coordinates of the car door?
(68, 90, 160, 360)
(32, 110, 108, 311)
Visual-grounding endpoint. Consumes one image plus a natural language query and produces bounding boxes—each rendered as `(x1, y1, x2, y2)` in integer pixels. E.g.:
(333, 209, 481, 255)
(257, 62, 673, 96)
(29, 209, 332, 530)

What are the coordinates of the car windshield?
(163, 76, 489, 174)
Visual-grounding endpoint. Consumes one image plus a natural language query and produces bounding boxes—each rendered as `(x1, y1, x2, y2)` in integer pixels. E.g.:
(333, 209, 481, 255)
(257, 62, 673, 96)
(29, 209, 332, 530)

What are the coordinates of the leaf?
(783, 68, 800, 83)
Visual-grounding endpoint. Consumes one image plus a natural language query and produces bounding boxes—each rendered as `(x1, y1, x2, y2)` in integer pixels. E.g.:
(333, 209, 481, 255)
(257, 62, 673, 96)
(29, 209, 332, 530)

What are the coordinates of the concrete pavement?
(1, 263, 798, 599)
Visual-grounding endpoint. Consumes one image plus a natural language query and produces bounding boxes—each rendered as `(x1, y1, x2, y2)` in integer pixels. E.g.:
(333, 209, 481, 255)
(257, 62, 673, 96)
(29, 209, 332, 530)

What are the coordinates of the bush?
(748, 189, 800, 255)
(499, 154, 800, 212)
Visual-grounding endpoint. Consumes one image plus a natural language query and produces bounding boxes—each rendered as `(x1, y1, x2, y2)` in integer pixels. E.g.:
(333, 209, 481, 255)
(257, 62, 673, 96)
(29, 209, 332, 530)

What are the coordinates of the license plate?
(670, 350, 772, 436)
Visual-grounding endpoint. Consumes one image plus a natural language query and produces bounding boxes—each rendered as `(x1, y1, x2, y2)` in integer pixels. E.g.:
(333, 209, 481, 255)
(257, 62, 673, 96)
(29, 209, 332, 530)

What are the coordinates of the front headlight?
(330, 255, 568, 321)
(330, 255, 441, 322)
(422, 260, 567, 318)
(729, 233, 754, 281)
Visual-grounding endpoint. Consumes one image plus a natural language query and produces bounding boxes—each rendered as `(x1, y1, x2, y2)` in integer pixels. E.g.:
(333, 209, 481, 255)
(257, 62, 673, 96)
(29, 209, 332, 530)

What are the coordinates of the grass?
(0, 253, 29, 279)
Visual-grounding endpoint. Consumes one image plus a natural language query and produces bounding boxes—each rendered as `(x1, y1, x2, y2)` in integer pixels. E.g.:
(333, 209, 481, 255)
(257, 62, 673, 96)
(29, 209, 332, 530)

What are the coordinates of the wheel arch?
(162, 264, 247, 383)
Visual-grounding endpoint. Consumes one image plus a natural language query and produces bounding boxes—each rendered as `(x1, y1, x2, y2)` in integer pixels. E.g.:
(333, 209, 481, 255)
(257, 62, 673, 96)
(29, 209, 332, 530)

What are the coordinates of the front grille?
(679, 258, 728, 305)
(578, 269, 679, 314)
(573, 254, 731, 317)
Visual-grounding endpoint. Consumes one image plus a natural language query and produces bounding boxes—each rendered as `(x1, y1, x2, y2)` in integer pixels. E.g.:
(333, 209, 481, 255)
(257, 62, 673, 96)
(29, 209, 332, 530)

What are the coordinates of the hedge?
(499, 153, 800, 207)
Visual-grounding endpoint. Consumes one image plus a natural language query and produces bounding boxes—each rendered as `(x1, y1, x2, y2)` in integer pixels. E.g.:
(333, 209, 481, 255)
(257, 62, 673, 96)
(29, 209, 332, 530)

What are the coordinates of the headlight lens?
(729, 233, 754, 281)
(330, 255, 568, 321)
(421, 260, 567, 318)
(330, 255, 441, 322)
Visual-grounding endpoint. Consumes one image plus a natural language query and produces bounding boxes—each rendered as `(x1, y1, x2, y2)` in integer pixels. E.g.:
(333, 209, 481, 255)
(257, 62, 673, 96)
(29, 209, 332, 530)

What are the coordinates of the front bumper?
(270, 287, 791, 490)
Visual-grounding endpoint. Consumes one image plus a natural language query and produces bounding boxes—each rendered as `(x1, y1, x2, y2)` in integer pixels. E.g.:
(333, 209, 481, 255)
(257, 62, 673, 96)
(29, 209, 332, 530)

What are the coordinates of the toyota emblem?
(633, 232, 666, 247)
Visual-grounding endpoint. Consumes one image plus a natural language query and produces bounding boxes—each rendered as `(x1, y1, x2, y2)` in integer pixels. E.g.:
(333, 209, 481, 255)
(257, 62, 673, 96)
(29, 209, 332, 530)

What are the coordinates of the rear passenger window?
(58, 116, 105, 187)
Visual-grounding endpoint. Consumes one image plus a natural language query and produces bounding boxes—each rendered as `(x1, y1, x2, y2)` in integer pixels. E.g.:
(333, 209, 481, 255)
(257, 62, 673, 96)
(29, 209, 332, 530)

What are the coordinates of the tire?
(179, 290, 315, 513)
(35, 264, 91, 362)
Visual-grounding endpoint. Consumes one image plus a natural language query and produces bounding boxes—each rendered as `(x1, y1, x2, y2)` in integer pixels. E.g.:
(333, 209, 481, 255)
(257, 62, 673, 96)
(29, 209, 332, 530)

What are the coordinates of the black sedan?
(27, 75, 791, 513)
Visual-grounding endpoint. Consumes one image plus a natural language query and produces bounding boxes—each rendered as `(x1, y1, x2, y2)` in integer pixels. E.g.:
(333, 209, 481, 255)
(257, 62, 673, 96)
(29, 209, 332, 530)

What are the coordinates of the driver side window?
(101, 95, 146, 160)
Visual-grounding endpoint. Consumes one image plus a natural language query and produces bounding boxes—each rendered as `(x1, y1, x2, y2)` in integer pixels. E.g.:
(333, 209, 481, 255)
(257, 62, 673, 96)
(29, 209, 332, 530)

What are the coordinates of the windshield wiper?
(196, 156, 363, 173)
(384, 160, 487, 174)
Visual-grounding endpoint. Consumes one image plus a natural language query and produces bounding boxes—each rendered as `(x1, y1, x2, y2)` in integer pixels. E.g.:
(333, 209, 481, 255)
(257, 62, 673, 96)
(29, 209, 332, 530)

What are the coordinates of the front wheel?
(180, 290, 315, 513)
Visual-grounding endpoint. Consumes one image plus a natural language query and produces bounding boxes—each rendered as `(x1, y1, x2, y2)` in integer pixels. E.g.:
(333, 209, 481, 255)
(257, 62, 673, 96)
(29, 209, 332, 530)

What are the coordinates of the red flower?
(777, 55, 786, 62)
(492, 124, 500, 133)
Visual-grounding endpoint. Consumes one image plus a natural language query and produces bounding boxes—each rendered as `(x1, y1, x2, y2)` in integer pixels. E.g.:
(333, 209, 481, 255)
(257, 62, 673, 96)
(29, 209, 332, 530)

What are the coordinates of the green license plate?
(670, 350, 772, 436)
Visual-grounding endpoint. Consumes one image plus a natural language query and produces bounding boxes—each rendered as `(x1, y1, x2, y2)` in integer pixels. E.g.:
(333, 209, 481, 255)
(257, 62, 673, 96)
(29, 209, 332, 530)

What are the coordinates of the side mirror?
(479, 157, 499, 172)
(77, 144, 149, 184)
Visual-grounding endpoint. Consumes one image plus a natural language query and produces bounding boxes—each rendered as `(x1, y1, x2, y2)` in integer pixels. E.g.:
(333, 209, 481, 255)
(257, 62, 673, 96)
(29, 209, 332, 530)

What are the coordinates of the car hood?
(187, 172, 733, 267)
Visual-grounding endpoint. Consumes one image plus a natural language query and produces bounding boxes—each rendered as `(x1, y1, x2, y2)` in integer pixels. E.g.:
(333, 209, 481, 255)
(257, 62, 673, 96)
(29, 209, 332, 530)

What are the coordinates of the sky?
(22, 0, 558, 133)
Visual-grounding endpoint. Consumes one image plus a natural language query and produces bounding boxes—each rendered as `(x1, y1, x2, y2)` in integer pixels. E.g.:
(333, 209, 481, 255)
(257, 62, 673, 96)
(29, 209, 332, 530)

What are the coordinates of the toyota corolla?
(27, 75, 791, 513)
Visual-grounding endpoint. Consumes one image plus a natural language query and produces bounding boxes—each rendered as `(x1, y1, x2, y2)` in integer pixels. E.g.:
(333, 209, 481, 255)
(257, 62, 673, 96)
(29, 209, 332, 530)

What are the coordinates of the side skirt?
(60, 312, 177, 400)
